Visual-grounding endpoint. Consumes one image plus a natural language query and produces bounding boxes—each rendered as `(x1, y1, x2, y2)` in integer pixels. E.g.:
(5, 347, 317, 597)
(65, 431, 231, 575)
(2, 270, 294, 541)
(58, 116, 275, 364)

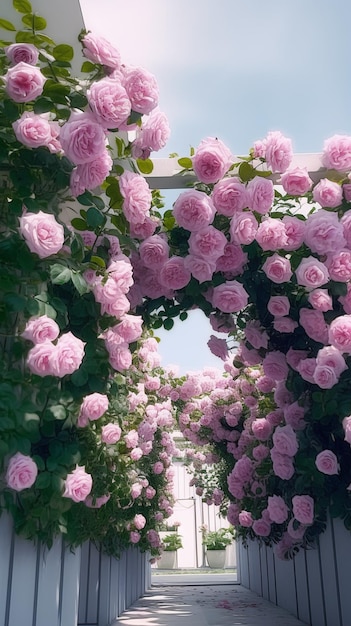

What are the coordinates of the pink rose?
(215, 243, 247, 275)
(252, 444, 270, 461)
(153, 461, 164, 475)
(267, 295, 290, 317)
(230, 211, 258, 245)
(115, 315, 143, 343)
(101, 423, 122, 444)
(134, 514, 146, 530)
(184, 254, 216, 283)
(267, 495, 289, 524)
(271, 450, 295, 480)
(133, 109, 170, 155)
(304, 210, 345, 255)
(284, 402, 306, 430)
(6, 453, 38, 491)
(262, 253, 292, 283)
(188, 225, 227, 261)
(273, 317, 298, 333)
(130, 215, 158, 240)
(59, 111, 107, 165)
(238, 511, 253, 527)
(211, 178, 248, 216)
(272, 425, 298, 457)
(322, 134, 351, 171)
(87, 78, 131, 128)
(295, 257, 329, 289)
(247, 177, 274, 214)
(192, 137, 232, 184)
(63, 466, 92, 503)
(119, 170, 152, 224)
(286, 348, 308, 370)
(256, 217, 287, 250)
(71, 151, 113, 193)
(312, 178, 343, 208)
(297, 357, 317, 383)
(22, 315, 59, 344)
(109, 344, 132, 372)
(130, 447, 143, 461)
(292, 495, 314, 525)
(159, 256, 191, 290)
(281, 216, 305, 251)
(207, 335, 229, 360)
(51, 332, 85, 377)
(280, 167, 312, 195)
(4, 61, 45, 102)
(78, 393, 109, 427)
(82, 33, 121, 69)
(139, 234, 169, 269)
(5, 43, 39, 65)
(308, 289, 333, 312)
(173, 190, 215, 232)
(316, 345, 347, 377)
(252, 518, 271, 537)
(251, 418, 273, 441)
(340, 210, 351, 247)
(212, 280, 249, 313)
(343, 184, 351, 202)
(326, 249, 351, 282)
(245, 320, 268, 349)
(26, 341, 57, 376)
(339, 284, 351, 314)
(13, 112, 52, 148)
(122, 65, 158, 114)
(299, 308, 329, 344)
(315, 450, 339, 475)
(263, 351, 288, 381)
(256, 376, 275, 393)
(252, 139, 266, 158)
(264, 131, 293, 173)
(85, 493, 110, 508)
(343, 416, 351, 444)
(19, 211, 64, 258)
(329, 315, 351, 353)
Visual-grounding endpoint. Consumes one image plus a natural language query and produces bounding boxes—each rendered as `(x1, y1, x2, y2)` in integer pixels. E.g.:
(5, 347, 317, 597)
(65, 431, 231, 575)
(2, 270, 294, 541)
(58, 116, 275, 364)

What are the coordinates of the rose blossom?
(87, 78, 131, 128)
(173, 190, 215, 231)
(134, 514, 146, 530)
(262, 351, 288, 381)
(4, 61, 45, 102)
(132, 109, 170, 156)
(251, 418, 273, 441)
(316, 345, 347, 377)
(292, 495, 314, 525)
(286, 348, 309, 371)
(85, 494, 110, 508)
(207, 335, 229, 360)
(340, 210, 351, 247)
(82, 33, 121, 68)
(192, 137, 232, 184)
(63, 466, 93, 502)
(51, 332, 85, 377)
(139, 234, 169, 269)
(329, 316, 351, 353)
(343, 184, 351, 202)
(122, 65, 159, 114)
(304, 210, 345, 255)
(284, 402, 306, 430)
(101, 423, 122, 444)
(59, 111, 107, 165)
(295, 257, 329, 290)
(281, 215, 305, 251)
(256, 376, 275, 393)
(115, 315, 143, 342)
(26, 341, 57, 376)
(247, 177, 274, 214)
(153, 461, 164, 475)
(315, 450, 339, 475)
(78, 393, 109, 427)
(308, 289, 333, 312)
(212, 280, 249, 313)
(13, 112, 53, 149)
(238, 511, 253, 527)
(267, 495, 289, 524)
(188, 225, 227, 261)
(297, 357, 317, 383)
(264, 131, 293, 173)
(322, 134, 351, 171)
(19, 211, 64, 258)
(272, 425, 298, 457)
(280, 167, 312, 195)
(256, 217, 287, 250)
(270, 449, 295, 480)
(22, 315, 60, 344)
(184, 255, 216, 283)
(216, 243, 247, 275)
(230, 211, 258, 245)
(299, 308, 329, 344)
(245, 320, 268, 349)
(312, 178, 343, 208)
(273, 317, 298, 333)
(119, 170, 152, 224)
(159, 256, 191, 290)
(71, 151, 113, 193)
(262, 253, 292, 284)
(326, 249, 351, 282)
(5, 43, 39, 65)
(252, 518, 271, 537)
(267, 295, 290, 317)
(6, 453, 38, 491)
(211, 178, 248, 216)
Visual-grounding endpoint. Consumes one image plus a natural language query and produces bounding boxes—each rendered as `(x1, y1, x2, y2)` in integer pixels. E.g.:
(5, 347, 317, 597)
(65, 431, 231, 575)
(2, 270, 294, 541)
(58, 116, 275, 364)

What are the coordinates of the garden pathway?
(113, 583, 307, 625)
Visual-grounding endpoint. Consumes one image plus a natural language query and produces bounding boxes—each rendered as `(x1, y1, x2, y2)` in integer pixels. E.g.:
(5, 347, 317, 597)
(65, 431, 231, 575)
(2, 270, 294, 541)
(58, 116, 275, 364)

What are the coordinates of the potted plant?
(201, 527, 234, 569)
(157, 533, 183, 569)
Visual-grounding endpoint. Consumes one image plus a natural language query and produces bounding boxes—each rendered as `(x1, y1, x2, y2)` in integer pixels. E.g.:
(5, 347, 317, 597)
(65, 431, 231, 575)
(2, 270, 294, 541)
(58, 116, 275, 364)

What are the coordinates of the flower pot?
(0, 512, 81, 626)
(157, 550, 177, 569)
(206, 549, 226, 569)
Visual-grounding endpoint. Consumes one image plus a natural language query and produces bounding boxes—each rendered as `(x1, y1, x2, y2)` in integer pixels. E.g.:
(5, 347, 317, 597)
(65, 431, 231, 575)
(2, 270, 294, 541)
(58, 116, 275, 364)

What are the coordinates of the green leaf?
(77, 191, 94, 206)
(71, 217, 88, 231)
(44, 405, 66, 421)
(86, 206, 106, 228)
(33, 97, 54, 114)
(21, 13, 47, 30)
(35, 472, 51, 489)
(53, 44, 74, 62)
(179, 311, 188, 321)
(81, 61, 96, 73)
(71, 272, 89, 295)
(90, 255, 106, 268)
(136, 158, 154, 174)
(13, 0, 32, 13)
(50, 264, 72, 285)
(0, 19, 16, 31)
(177, 157, 193, 169)
(163, 318, 174, 330)
(68, 93, 88, 109)
(238, 161, 255, 182)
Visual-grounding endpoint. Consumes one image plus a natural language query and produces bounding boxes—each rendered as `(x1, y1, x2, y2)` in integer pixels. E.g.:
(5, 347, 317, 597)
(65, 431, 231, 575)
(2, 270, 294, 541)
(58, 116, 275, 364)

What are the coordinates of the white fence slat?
(78, 542, 90, 624)
(0, 514, 13, 626)
(293, 548, 310, 625)
(35, 538, 62, 626)
(318, 520, 342, 626)
(7, 534, 37, 626)
(247, 541, 262, 595)
(274, 553, 298, 618)
(59, 543, 81, 626)
(332, 517, 351, 626)
(86, 542, 100, 624)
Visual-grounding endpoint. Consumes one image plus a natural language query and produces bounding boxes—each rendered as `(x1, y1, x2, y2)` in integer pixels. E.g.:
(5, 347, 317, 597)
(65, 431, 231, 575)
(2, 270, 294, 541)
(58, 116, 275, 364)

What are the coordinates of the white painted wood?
(247, 541, 262, 595)
(332, 517, 351, 626)
(318, 520, 342, 626)
(305, 545, 326, 626)
(35, 538, 63, 626)
(274, 552, 298, 618)
(293, 548, 311, 625)
(266, 546, 277, 605)
(7, 533, 36, 626)
(60, 543, 82, 626)
(0, 514, 13, 626)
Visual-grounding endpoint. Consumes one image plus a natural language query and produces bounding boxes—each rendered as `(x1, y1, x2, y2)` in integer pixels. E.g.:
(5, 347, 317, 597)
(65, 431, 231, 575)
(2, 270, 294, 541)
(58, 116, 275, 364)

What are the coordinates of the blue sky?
(80, 0, 351, 373)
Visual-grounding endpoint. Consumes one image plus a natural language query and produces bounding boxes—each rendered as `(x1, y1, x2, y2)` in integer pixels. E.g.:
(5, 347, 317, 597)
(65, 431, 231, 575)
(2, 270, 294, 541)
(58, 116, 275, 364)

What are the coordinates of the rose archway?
(1, 0, 351, 574)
